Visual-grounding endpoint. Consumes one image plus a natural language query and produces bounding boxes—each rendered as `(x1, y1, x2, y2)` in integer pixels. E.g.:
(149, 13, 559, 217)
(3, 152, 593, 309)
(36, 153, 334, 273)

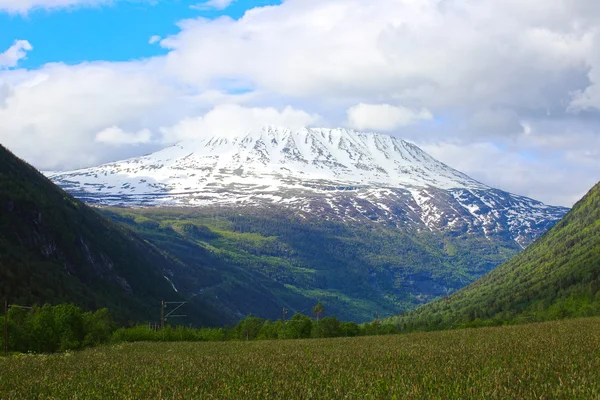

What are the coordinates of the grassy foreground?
(2, 318, 600, 399)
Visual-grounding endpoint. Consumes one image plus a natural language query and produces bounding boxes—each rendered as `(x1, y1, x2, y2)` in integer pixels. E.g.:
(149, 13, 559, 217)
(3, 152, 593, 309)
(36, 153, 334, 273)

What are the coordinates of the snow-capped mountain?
(47, 126, 568, 246)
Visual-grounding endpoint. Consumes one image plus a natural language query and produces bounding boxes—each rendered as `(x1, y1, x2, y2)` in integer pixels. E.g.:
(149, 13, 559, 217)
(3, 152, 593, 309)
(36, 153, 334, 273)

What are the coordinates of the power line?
(3, 302, 32, 357)
(160, 300, 187, 329)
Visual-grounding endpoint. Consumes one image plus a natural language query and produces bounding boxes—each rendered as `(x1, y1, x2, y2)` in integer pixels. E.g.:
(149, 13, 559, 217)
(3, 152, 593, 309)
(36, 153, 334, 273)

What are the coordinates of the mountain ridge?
(390, 180, 600, 329)
(47, 126, 567, 247)
(38, 127, 574, 322)
(47, 126, 486, 192)
(0, 124, 576, 323)
(0, 143, 224, 325)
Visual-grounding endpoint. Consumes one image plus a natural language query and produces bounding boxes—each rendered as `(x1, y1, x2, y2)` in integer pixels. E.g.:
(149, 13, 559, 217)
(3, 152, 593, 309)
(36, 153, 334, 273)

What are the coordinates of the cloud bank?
(1, 0, 599, 206)
(347, 104, 432, 131)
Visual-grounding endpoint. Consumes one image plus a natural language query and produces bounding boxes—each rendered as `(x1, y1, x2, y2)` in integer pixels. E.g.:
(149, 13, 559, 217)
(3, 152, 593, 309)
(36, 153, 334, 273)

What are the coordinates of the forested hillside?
(0, 144, 220, 325)
(0, 140, 522, 325)
(391, 181, 600, 330)
(2, 139, 581, 326)
(102, 206, 520, 322)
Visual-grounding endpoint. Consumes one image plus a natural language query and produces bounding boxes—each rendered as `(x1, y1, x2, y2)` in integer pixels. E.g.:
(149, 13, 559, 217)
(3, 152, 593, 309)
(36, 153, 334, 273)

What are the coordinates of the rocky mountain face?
(48, 126, 567, 247)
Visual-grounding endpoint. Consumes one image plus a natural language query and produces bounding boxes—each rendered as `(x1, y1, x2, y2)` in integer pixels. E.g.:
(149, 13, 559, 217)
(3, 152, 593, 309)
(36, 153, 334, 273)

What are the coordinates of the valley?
(2, 2, 600, 397)
(39, 127, 570, 322)
(101, 206, 520, 322)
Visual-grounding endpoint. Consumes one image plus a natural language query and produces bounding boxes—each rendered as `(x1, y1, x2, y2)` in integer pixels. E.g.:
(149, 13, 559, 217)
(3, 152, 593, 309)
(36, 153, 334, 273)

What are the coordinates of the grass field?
(2, 318, 600, 399)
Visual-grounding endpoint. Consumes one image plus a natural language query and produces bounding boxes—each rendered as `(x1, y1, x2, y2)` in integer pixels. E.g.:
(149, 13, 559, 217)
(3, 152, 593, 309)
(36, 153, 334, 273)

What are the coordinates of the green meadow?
(2, 317, 599, 399)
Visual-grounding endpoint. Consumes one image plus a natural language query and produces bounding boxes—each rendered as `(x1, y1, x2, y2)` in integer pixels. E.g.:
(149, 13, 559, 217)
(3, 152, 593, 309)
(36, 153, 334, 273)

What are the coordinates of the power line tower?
(281, 308, 288, 340)
(160, 300, 187, 329)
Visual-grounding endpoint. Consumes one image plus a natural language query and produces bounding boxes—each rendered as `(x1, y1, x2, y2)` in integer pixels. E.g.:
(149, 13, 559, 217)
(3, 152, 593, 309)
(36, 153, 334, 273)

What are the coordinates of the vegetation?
(1, 302, 393, 355)
(0, 144, 221, 325)
(102, 205, 520, 322)
(312, 301, 324, 321)
(0, 141, 523, 325)
(1, 303, 114, 354)
(391, 181, 600, 330)
(110, 313, 393, 344)
(2, 318, 599, 398)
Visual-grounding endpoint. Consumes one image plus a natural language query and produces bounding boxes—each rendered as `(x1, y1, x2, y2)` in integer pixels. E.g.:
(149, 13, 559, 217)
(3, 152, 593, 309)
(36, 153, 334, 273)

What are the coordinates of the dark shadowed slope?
(0, 144, 221, 325)
(392, 181, 600, 330)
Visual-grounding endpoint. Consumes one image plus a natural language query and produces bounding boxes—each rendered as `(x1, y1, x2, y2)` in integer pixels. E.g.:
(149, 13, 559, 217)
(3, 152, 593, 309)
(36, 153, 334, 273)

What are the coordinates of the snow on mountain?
(46, 126, 568, 246)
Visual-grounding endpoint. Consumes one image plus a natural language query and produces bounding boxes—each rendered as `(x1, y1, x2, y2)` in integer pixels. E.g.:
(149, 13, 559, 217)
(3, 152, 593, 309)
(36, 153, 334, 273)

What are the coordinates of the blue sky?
(0, 0, 281, 68)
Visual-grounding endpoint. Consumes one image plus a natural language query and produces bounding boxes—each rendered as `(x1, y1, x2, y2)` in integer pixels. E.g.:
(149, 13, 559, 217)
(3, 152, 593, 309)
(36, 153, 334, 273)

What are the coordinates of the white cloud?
(1, 0, 600, 206)
(95, 126, 152, 145)
(466, 108, 525, 137)
(569, 30, 600, 112)
(347, 103, 432, 131)
(161, 104, 320, 142)
(162, 0, 593, 114)
(148, 35, 161, 45)
(191, 0, 235, 11)
(0, 60, 181, 169)
(420, 141, 599, 207)
(0, 40, 32, 69)
(0, 0, 114, 13)
(0, 82, 12, 107)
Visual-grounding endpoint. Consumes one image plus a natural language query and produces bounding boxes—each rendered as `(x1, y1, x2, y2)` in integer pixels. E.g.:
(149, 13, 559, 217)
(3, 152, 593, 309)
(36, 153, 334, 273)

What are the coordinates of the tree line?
(1, 302, 399, 355)
(2, 303, 113, 354)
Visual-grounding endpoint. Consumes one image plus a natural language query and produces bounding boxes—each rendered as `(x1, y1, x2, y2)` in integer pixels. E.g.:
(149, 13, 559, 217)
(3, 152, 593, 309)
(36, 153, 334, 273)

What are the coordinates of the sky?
(0, 0, 599, 206)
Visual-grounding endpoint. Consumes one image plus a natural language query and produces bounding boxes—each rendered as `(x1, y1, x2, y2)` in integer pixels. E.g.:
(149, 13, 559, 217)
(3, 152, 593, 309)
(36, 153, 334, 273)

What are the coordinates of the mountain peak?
(126, 126, 486, 192)
(46, 126, 567, 246)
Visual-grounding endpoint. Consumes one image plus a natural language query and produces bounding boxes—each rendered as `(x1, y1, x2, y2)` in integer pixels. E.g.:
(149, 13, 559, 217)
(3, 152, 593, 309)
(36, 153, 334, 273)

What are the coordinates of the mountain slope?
(100, 205, 523, 322)
(391, 181, 600, 329)
(42, 127, 570, 322)
(47, 127, 567, 247)
(0, 140, 516, 324)
(0, 144, 223, 325)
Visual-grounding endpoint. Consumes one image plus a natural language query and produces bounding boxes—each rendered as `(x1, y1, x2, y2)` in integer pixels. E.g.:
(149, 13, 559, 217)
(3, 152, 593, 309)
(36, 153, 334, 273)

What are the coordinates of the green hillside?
(0, 141, 521, 325)
(101, 206, 519, 322)
(0, 144, 221, 325)
(391, 181, 600, 330)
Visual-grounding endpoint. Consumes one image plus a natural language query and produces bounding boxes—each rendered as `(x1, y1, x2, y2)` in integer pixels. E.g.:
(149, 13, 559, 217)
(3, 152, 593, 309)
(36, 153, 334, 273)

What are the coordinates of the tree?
(53, 303, 84, 351)
(285, 314, 312, 339)
(312, 302, 325, 322)
(234, 315, 265, 340)
(29, 304, 59, 353)
(82, 308, 114, 347)
(340, 321, 359, 337)
(258, 320, 282, 340)
(312, 316, 341, 338)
